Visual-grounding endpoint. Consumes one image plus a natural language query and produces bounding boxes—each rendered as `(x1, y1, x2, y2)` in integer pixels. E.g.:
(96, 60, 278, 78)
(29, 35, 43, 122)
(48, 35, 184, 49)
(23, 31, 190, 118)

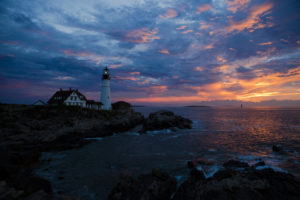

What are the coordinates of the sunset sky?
(0, 0, 300, 105)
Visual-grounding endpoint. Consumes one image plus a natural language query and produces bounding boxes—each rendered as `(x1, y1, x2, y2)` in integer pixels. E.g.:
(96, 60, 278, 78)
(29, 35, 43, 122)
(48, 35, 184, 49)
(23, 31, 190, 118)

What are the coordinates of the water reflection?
(36, 107, 300, 199)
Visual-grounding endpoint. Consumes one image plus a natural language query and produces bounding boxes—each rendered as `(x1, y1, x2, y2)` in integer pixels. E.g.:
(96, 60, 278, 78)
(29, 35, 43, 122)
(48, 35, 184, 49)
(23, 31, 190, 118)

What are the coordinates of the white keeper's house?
(47, 88, 103, 110)
(47, 67, 112, 110)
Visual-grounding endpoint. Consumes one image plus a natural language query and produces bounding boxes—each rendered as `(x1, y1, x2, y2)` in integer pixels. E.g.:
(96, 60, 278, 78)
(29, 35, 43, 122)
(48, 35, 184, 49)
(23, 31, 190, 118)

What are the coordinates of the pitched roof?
(48, 89, 87, 104)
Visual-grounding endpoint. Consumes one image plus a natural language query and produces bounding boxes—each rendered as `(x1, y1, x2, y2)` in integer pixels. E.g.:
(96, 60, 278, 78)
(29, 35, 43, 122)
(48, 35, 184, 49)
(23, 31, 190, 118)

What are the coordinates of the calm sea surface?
(36, 107, 300, 200)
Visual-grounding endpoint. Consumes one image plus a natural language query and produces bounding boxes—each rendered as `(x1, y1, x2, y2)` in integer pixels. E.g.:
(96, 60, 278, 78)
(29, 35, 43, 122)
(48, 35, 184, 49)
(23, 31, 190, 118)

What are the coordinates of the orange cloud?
(109, 64, 123, 69)
(114, 76, 140, 81)
(297, 41, 300, 44)
(215, 65, 231, 73)
(128, 65, 300, 103)
(225, 0, 250, 13)
(196, 4, 212, 14)
(125, 28, 160, 43)
(55, 76, 75, 80)
(198, 24, 211, 30)
(123, 65, 300, 103)
(61, 49, 92, 57)
(217, 56, 227, 63)
(176, 25, 187, 30)
(129, 72, 140, 75)
(146, 86, 168, 93)
(160, 9, 178, 19)
(256, 47, 276, 56)
(181, 30, 193, 34)
(203, 43, 214, 49)
(235, 66, 300, 100)
(195, 67, 204, 71)
(159, 49, 170, 54)
(258, 41, 272, 45)
(225, 3, 274, 33)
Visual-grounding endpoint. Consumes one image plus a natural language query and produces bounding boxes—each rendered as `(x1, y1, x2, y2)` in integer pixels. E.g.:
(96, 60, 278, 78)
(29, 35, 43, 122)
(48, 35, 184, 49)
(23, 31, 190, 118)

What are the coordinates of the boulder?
(12, 170, 53, 196)
(108, 168, 177, 200)
(174, 162, 300, 200)
(141, 110, 192, 133)
(105, 111, 144, 133)
(187, 159, 215, 169)
(272, 145, 283, 153)
(0, 181, 24, 200)
(253, 161, 266, 168)
(223, 159, 249, 169)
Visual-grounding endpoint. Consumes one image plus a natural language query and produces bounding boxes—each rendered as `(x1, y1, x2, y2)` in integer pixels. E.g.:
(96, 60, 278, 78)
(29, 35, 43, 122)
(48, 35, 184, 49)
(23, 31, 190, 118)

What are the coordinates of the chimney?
(60, 88, 62, 91)
(69, 87, 72, 91)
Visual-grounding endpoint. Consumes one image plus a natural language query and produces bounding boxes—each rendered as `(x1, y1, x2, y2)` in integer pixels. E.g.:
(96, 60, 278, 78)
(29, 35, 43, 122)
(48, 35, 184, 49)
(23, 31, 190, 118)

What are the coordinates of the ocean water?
(35, 107, 300, 199)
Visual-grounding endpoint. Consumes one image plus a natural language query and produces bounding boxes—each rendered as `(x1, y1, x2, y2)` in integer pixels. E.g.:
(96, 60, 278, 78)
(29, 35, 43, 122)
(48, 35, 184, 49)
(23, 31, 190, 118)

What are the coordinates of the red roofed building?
(48, 88, 102, 110)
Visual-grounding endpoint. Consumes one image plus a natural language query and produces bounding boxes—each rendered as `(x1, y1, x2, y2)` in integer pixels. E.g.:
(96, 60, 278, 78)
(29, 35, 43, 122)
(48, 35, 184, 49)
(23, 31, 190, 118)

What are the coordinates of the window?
(74, 97, 77, 100)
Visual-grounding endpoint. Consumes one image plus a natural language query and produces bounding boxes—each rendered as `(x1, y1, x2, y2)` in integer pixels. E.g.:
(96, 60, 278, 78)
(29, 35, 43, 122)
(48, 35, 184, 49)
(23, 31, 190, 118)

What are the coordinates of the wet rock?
(212, 169, 237, 181)
(253, 161, 266, 168)
(174, 162, 300, 200)
(173, 169, 206, 200)
(272, 145, 283, 153)
(0, 181, 24, 199)
(223, 159, 249, 169)
(187, 161, 197, 169)
(105, 110, 144, 133)
(108, 168, 177, 200)
(12, 170, 53, 195)
(187, 159, 215, 169)
(189, 168, 206, 182)
(141, 110, 192, 133)
(23, 190, 53, 200)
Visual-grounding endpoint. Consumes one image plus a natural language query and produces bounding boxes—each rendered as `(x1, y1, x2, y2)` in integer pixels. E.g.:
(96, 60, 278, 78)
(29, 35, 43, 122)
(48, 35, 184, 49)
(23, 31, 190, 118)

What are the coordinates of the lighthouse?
(100, 67, 112, 110)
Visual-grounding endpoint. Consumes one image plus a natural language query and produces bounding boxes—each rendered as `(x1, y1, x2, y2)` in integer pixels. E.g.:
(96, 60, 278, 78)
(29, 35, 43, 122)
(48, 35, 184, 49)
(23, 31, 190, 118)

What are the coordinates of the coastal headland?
(1, 103, 300, 199)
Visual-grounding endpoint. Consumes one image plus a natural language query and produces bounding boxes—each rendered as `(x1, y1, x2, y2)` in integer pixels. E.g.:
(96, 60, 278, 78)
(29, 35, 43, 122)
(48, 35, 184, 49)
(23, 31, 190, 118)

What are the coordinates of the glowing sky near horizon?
(0, 0, 300, 105)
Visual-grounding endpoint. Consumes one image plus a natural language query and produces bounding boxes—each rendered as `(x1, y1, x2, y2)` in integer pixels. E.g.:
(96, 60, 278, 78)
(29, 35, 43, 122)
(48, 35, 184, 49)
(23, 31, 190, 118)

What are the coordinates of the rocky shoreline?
(0, 104, 142, 199)
(1, 104, 299, 199)
(109, 160, 300, 200)
(0, 104, 192, 199)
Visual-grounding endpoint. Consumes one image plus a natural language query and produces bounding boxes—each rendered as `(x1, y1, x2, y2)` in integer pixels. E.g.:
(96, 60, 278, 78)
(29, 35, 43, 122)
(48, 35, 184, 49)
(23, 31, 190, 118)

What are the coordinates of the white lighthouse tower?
(100, 67, 112, 110)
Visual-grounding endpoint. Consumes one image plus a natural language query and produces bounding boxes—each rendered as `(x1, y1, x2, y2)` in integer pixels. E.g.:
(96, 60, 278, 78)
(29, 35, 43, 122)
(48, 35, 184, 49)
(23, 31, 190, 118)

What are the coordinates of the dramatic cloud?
(225, 2, 274, 33)
(225, 0, 250, 13)
(159, 49, 170, 54)
(160, 9, 178, 19)
(0, 0, 300, 105)
(196, 4, 213, 14)
(125, 28, 160, 43)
